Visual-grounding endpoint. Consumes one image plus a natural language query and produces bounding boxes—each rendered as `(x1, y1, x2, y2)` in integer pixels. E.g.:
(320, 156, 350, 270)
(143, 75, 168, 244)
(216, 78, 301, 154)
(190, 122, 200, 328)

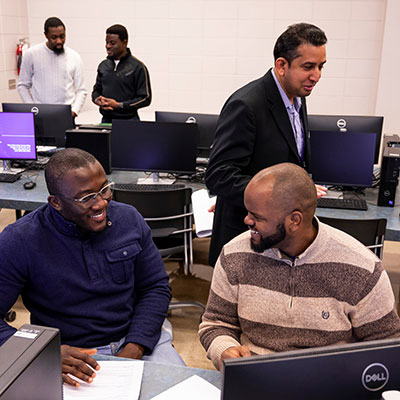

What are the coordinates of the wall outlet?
(8, 79, 16, 90)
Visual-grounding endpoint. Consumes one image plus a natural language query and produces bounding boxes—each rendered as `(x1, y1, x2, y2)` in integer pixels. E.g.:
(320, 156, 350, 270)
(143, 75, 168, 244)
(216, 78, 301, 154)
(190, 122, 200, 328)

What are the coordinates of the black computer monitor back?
(0, 324, 62, 400)
(2, 103, 74, 147)
(222, 339, 400, 400)
(155, 111, 218, 158)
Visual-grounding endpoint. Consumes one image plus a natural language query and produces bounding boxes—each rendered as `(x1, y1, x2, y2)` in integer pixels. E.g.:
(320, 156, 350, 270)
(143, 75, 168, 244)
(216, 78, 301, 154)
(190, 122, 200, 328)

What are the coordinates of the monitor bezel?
(111, 120, 198, 175)
(0, 112, 37, 161)
(308, 114, 384, 164)
(309, 130, 376, 188)
(2, 103, 74, 148)
(223, 338, 400, 368)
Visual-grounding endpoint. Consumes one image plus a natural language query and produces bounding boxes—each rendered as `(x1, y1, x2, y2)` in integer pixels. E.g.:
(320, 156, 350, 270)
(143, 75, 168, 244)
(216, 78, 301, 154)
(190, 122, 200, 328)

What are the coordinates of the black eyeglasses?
(56, 182, 114, 207)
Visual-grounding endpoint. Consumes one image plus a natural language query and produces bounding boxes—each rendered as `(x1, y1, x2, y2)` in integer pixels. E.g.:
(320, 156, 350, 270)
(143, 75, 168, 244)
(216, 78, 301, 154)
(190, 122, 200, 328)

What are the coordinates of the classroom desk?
(1, 170, 400, 241)
(0, 170, 205, 211)
(93, 354, 221, 399)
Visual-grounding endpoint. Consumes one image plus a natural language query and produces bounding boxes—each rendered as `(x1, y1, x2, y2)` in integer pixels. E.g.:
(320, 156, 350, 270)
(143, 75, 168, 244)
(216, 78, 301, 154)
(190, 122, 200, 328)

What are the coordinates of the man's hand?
(315, 184, 327, 198)
(71, 111, 77, 118)
(94, 95, 120, 111)
(116, 342, 144, 359)
(61, 345, 100, 387)
(219, 345, 251, 370)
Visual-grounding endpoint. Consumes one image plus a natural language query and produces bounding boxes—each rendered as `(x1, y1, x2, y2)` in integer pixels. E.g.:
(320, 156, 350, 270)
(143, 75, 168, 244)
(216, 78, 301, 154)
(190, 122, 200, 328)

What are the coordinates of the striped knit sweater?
(199, 219, 400, 369)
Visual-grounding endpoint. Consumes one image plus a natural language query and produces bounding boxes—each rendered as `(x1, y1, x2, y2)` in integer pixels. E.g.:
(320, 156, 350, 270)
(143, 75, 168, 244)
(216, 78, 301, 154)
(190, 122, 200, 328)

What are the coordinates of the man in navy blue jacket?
(0, 148, 183, 387)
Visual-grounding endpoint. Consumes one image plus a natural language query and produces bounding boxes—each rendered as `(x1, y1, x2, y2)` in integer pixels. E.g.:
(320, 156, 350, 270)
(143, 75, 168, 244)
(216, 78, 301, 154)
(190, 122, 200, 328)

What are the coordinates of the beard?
(250, 222, 286, 253)
(53, 46, 64, 55)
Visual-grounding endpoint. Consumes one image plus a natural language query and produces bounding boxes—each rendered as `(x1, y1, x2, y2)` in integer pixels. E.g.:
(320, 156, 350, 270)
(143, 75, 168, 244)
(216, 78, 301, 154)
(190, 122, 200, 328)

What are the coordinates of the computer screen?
(308, 114, 384, 163)
(0, 112, 36, 160)
(222, 338, 400, 400)
(0, 324, 62, 400)
(155, 111, 218, 158)
(2, 103, 74, 147)
(112, 120, 198, 174)
(310, 130, 376, 188)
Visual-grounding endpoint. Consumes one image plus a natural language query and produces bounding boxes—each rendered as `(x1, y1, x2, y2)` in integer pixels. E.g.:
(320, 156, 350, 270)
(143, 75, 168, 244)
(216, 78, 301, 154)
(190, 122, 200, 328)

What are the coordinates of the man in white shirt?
(17, 17, 87, 117)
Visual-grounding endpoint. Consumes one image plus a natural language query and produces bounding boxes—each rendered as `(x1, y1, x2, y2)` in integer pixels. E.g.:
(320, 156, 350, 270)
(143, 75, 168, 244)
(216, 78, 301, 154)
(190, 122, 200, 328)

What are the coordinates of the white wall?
(375, 0, 400, 135)
(1, 0, 395, 131)
(0, 0, 29, 103)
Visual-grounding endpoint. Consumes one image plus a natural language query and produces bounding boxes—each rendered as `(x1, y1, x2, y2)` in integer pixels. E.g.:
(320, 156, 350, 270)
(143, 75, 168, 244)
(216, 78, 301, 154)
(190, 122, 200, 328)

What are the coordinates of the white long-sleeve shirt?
(17, 42, 87, 115)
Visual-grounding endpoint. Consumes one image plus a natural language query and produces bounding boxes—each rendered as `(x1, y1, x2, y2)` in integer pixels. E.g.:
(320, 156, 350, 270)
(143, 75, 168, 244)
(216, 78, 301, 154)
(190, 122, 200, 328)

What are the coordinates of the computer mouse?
(23, 181, 36, 190)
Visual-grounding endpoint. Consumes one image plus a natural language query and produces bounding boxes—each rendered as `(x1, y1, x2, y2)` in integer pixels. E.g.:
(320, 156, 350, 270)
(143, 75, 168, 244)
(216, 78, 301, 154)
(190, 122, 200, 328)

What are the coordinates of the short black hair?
(273, 23, 327, 65)
(45, 148, 97, 195)
(44, 17, 65, 33)
(106, 24, 128, 42)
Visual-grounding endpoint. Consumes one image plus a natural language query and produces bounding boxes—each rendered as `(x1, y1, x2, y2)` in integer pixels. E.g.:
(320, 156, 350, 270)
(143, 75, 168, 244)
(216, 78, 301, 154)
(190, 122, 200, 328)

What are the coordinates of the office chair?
(318, 216, 387, 259)
(113, 186, 205, 312)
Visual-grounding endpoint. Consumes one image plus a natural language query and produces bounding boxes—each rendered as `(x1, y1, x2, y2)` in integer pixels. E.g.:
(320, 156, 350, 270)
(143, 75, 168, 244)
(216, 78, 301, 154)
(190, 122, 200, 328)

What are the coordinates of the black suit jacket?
(205, 69, 310, 266)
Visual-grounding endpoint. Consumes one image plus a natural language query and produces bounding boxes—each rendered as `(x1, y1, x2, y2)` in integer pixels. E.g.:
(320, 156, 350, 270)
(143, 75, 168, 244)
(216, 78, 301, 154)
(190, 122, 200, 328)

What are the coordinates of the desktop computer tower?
(378, 157, 399, 207)
(378, 134, 400, 207)
(0, 324, 62, 400)
(65, 128, 112, 174)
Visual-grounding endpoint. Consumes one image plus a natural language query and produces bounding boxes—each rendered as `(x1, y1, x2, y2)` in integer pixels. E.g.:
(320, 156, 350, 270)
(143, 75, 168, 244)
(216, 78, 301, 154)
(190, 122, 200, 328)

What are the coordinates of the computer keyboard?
(0, 172, 21, 183)
(113, 183, 186, 191)
(317, 197, 368, 211)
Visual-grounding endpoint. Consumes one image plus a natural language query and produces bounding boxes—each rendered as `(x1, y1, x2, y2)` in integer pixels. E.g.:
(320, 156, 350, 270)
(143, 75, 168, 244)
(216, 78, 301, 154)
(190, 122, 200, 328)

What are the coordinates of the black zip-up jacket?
(92, 48, 151, 120)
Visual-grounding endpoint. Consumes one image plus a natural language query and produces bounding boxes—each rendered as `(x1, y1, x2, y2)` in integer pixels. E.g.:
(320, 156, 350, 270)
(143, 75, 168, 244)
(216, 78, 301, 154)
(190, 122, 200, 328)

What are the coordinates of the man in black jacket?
(92, 24, 151, 122)
(206, 23, 328, 266)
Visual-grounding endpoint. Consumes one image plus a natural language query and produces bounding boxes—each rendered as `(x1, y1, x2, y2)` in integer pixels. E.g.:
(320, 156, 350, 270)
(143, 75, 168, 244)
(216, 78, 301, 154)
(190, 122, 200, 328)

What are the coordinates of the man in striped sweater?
(199, 163, 400, 370)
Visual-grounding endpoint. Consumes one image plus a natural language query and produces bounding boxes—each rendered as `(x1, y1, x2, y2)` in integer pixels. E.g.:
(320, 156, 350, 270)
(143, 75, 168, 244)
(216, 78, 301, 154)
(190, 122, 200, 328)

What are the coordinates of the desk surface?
(93, 355, 221, 399)
(1, 170, 400, 240)
(0, 170, 204, 211)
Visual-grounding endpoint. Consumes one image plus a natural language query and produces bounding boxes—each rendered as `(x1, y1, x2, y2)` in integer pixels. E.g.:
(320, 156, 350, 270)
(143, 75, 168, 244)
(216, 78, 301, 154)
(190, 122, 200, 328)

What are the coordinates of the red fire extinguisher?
(17, 38, 29, 75)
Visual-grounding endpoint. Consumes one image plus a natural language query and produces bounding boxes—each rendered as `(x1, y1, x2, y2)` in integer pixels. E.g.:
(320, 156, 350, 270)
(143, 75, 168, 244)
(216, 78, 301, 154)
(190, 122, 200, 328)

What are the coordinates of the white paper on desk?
(191, 189, 216, 238)
(63, 360, 144, 400)
(150, 375, 220, 399)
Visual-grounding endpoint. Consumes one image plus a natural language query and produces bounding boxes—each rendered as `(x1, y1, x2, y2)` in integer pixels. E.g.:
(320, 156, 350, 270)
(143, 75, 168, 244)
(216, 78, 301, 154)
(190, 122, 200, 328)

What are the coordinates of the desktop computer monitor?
(155, 111, 218, 158)
(309, 130, 376, 188)
(308, 114, 384, 164)
(0, 112, 36, 160)
(2, 103, 74, 147)
(112, 120, 198, 177)
(0, 324, 62, 400)
(222, 338, 400, 400)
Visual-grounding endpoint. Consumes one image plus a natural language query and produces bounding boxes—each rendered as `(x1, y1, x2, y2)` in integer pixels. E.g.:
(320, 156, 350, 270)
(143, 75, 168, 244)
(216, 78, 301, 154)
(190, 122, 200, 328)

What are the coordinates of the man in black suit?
(206, 23, 328, 266)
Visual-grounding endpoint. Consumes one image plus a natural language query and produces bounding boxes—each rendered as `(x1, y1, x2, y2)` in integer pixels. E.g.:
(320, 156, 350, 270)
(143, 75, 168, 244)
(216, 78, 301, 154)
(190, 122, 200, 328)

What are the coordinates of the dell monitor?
(310, 130, 376, 188)
(0, 112, 36, 161)
(222, 338, 400, 400)
(2, 103, 74, 147)
(112, 120, 198, 183)
(155, 111, 218, 158)
(308, 114, 384, 164)
(0, 324, 62, 400)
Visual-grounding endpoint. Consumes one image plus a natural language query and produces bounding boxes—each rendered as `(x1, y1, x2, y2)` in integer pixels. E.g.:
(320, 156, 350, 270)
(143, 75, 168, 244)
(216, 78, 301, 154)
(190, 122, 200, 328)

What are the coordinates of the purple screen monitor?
(0, 112, 36, 160)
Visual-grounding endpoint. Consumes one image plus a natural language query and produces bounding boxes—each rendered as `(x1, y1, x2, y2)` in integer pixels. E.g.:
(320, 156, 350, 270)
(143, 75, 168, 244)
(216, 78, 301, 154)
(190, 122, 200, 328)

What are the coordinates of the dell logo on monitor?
(185, 116, 197, 124)
(361, 363, 389, 391)
(30, 106, 39, 115)
(337, 118, 347, 131)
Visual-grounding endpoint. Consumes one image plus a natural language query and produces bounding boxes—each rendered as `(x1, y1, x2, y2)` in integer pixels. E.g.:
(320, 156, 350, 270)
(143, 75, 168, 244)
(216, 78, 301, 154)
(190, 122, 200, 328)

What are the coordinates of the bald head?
(247, 163, 317, 219)
(45, 148, 98, 195)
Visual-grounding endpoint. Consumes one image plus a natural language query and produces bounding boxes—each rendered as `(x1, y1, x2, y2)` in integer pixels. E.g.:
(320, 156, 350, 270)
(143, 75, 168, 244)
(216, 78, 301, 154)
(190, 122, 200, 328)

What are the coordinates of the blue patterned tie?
(289, 104, 304, 160)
